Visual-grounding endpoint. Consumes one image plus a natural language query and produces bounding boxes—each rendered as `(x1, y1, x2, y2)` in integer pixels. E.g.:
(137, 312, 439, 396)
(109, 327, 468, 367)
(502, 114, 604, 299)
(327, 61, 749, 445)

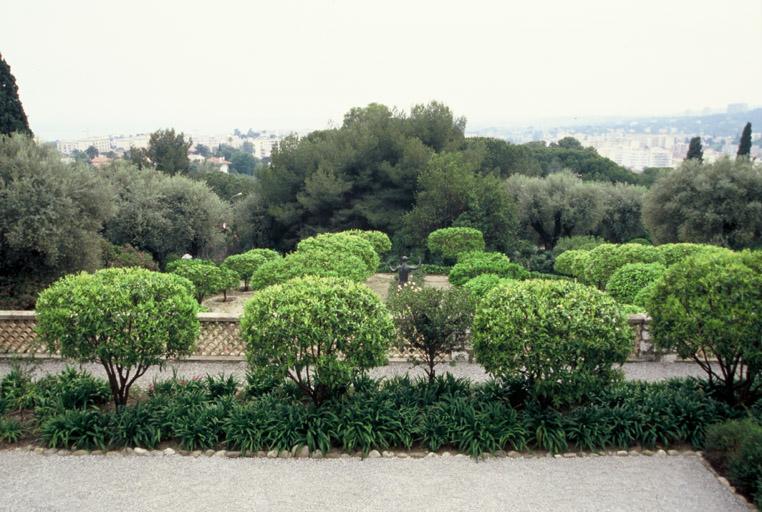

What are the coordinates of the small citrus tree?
(427, 227, 485, 262)
(168, 259, 228, 303)
(647, 253, 762, 404)
(240, 276, 394, 405)
(388, 284, 475, 381)
(473, 280, 631, 406)
(222, 249, 280, 290)
(36, 268, 200, 408)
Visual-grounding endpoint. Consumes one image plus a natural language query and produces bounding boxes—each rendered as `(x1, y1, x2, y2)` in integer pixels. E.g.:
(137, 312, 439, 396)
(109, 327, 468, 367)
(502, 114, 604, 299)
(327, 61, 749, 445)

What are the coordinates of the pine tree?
(0, 54, 32, 136)
(686, 136, 703, 162)
(737, 122, 752, 159)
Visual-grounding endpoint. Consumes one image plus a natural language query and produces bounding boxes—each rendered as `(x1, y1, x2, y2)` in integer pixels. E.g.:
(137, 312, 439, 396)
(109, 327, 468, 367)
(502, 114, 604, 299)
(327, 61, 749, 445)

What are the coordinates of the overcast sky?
(3, 0, 762, 140)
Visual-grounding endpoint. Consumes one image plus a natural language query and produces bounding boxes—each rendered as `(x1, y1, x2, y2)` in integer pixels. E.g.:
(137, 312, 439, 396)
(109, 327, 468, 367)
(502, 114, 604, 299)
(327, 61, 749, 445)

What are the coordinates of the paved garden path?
(0, 450, 747, 512)
(0, 360, 707, 384)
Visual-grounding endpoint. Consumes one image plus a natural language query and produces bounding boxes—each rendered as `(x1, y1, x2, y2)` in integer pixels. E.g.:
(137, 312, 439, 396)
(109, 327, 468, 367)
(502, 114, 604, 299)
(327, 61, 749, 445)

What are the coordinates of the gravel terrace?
(0, 450, 747, 512)
(0, 360, 708, 384)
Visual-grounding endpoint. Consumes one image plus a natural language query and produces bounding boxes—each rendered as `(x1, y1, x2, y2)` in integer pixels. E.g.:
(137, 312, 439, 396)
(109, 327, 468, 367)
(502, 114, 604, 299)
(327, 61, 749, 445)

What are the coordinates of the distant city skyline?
(3, 0, 762, 140)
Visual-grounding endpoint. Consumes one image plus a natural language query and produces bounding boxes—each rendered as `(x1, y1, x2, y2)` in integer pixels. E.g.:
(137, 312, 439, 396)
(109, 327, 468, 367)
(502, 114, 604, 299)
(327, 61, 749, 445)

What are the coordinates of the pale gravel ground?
(0, 451, 747, 512)
(0, 360, 708, 385)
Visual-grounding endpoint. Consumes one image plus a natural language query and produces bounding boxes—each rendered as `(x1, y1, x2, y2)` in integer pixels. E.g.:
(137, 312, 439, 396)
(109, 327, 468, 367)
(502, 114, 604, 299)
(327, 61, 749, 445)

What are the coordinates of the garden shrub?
(417, 264, 452, 276)
(168, 259, 232, 303)
(605, 262, 666, 304)
(448, 252, 527, 286)
(40, 408, 111, 450)
(583, 243, 665, 288)
(297, 233, 379, 274)
(462, 274, 506, 299)
(222, 249, 280, 290)
(388, 284, 475, 381)
(704, 419, 762, 473)
(473, 280, 632, 407)
(656, 243, 732, 266)
(730, 439, 762, 504)
(0, 366, 36, 412)
(341, 229, 392, 257)
(33, 367, 111, 418)
(632, 281, 659, 309)
(553, 235, 605, 256)
(217, 265, 241, 301)
(553, 249, 590, 277)
(250, 249, 372, 290)
(102, 243, 158, 271)
(36, 268, 200, 407)
(240, 276, 395, 404)
(0, 417, 22, 444)
(647, 253, 762, 405)
(627, 238, 651, 245)
(427, 227, 485, 261)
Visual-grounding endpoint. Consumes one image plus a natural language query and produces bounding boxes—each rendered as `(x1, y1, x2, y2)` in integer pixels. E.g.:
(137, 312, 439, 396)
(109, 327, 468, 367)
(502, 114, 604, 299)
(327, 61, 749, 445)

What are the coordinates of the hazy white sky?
(3, 0, 762, 140)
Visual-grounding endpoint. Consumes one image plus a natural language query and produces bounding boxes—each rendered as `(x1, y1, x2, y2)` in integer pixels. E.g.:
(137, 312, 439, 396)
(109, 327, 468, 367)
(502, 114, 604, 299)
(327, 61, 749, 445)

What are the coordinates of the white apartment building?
(56, 137, 111, 154)
(251, 136, 279, 159)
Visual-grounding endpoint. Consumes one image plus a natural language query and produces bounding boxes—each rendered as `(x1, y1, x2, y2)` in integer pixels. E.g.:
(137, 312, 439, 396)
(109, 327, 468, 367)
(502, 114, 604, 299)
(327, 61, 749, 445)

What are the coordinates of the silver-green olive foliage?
(647, 253, 762, 404)
(473, 280, 632, 407)
(240, 276, 394, 404)
(36, 268, 200, 407)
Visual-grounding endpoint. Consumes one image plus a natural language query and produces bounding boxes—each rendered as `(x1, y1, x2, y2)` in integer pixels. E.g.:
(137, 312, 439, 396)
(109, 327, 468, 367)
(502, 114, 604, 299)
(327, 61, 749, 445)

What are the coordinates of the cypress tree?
(686, 136, 703, 162)
(737, 122, 752, 159)
(0, 54, 32, 136)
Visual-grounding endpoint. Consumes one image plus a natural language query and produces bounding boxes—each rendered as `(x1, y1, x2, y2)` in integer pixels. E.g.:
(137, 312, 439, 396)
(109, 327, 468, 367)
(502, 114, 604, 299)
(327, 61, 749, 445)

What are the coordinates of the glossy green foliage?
(36, 268, 199, 406)
(647, 253, 762, 404)
(241, 276, 394, 404)
(462, 274, 508, 299)
(473, 280, 632, 406)
(552, 249, 590, 277)
(605, 262, 666, 304)
(427, 227, 485, 261)
(250, 248, 372, 290)
(448, 251, 527, 286)
(222, 249, 280, 289)
(168, 259, 235, 303)
(582, 243, 665, 288)
(387, 284, 475, 380)
(656, 243, 732, 266)
(297, 233, 379, 273)
(341, 229, 392, 256)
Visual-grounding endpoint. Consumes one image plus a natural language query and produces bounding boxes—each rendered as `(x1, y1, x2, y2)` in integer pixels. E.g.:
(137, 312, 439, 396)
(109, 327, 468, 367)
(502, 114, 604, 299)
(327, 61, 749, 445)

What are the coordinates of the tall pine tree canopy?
(686, 136, 703, 162)
(0, 54, 31, 136)
(737, 122, 752, 158)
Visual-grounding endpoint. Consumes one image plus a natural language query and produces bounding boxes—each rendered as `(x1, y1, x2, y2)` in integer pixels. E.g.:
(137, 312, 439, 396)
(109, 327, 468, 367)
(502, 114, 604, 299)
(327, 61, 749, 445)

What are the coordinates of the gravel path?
(0, 359, 707, 385)
(0, 451, 746, 512)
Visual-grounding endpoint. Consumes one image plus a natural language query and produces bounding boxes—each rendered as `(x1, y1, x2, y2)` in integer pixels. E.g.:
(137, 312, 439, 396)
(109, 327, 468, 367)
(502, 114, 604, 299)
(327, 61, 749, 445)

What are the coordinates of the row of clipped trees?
(34, 225, 762, 412)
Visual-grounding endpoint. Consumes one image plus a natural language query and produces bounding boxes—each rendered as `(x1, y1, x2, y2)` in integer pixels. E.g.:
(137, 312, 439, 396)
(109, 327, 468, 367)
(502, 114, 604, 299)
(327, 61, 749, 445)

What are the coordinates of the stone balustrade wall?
(0, 311, 657, 362)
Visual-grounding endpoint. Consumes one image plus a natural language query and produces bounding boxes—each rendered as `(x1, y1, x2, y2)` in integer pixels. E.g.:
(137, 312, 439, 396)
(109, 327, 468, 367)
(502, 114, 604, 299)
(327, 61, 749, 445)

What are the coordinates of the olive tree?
(240, 276, 394, 404)
(36, 268, 200, 407)
(643, 158, 762, 249)
(0, 134, 114, 308)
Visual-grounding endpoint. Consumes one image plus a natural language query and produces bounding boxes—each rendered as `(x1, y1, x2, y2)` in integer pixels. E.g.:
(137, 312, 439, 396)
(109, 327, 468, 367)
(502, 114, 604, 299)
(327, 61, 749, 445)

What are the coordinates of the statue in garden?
(390, 256, 418, 285)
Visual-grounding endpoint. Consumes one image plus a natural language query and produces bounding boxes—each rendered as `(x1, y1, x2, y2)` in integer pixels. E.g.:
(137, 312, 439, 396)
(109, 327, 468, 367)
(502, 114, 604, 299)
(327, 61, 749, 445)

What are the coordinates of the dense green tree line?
(2, 98, 762, 308)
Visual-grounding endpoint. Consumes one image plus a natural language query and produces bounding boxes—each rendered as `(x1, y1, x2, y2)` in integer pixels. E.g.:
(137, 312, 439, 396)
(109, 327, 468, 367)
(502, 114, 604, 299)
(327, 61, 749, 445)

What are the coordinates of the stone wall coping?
(0, 311, 242, 322)
(627, 314, 651, 324)
(198, 313, 240, 322)
(0, 311, 36, 320)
